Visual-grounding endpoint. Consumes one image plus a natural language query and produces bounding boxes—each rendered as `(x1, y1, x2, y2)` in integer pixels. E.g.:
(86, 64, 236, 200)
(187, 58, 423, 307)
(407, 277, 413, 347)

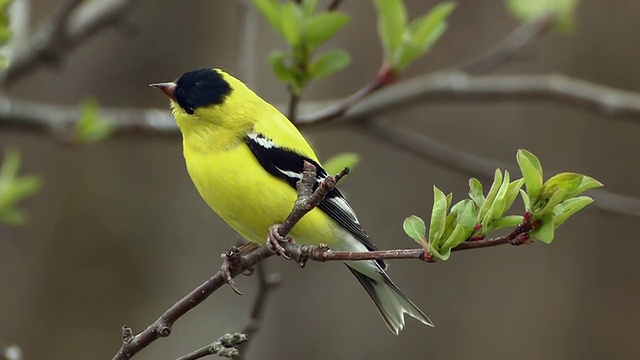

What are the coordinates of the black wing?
(245, 132, 386, 268)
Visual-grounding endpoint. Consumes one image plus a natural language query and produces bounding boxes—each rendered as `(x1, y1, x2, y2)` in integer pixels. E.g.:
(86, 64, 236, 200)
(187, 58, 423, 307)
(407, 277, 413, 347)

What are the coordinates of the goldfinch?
(151, 68, 432, 334)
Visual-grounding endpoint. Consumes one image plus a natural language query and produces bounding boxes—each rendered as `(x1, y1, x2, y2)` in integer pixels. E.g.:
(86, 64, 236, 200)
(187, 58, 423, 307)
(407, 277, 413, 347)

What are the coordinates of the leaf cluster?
(374, 0, 455, 72)
(0, 150, 41, 225)
(253, 0, 351, 94)
(404, 150, 601, 260)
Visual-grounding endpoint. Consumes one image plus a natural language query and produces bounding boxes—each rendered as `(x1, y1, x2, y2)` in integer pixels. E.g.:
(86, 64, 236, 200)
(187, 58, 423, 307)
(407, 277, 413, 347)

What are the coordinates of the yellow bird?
(152, 68, 432, 334)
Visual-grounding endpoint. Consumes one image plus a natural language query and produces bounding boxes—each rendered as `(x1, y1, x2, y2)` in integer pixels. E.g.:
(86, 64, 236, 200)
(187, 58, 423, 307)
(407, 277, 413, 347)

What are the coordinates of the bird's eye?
(185, 106, 195, 115)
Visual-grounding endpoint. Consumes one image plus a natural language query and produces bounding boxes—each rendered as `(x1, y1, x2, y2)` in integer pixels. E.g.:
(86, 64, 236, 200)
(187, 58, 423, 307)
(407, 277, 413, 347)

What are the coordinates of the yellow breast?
(183, 140, 339, 246)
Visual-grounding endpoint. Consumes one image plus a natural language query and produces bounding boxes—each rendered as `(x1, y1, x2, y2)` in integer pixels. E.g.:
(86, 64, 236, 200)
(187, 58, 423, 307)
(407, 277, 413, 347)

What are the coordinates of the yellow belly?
(184, 142, 339, 245)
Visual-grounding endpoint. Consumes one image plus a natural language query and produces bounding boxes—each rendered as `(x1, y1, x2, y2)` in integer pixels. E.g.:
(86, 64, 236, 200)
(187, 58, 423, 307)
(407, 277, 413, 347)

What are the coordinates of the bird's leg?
(267, 225, 293, 260)
(220, 247, 244, 295)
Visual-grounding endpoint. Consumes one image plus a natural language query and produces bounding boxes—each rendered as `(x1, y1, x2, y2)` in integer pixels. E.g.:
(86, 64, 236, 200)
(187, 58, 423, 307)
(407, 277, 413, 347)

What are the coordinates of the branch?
(459, 13, 554, 74)
(298, 71, 640, 126)
(365, 118, 640, 218)
(112, 246, 273, 360)
(4, 71, 640, 136)
(0, 0, 138, 86)
(112, 163, 347, 360)
(175, 333, 248, 360)
(235, 265, 280, 360)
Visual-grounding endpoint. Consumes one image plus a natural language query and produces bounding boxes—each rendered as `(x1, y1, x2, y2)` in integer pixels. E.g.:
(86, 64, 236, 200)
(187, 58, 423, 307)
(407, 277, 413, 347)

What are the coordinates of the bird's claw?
(220, 248, 244, 295)
(267, 225, 293, 260)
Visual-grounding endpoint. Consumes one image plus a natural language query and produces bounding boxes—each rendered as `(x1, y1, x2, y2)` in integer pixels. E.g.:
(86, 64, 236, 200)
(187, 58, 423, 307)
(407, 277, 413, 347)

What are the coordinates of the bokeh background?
(1, 1, 639, 359)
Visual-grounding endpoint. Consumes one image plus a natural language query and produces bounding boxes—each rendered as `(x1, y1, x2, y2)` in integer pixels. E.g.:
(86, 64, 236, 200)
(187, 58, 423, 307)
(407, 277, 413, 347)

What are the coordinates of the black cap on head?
(174, 68, 232, 115)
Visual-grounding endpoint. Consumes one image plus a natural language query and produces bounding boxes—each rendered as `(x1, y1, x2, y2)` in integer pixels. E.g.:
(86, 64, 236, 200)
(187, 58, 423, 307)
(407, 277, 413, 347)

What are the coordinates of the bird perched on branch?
(151, 68, 432, 334)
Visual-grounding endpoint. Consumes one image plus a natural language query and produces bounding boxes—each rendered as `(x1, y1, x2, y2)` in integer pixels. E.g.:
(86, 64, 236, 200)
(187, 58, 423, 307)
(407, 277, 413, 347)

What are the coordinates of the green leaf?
(542, 172, 583, 197)
(0, 208, 27, 225)
(403, 215, 427, 246)
(280, 2, 304, 46)
(478, 169, 503, 221)
(553, 196, 593, 228)
(529, 213, 554, 243)
(491, 215, 524, 231)
(305, 12, 350, 49)
(0, 0, 12, 67)
(0, 150, 42, 226)
(536, 188, 569, 216)
(519, 189, 531, 212)
(441, 199, 476, 252)
(268, 51, 296, 83)
(373, 0, 407, 61)
(482, 170, 511, 230)
(445, 192, 453, 211)
(517, 149, 543, 202)
(75, 99, 116, 144)
(394, 2, 455, 69)
(323, 152, 360, 175)
(301, 0, 319, 16)
(505, 0, 580, 32)
(428, 186, 447, 244)
(573, 175, 603, 197)
(252, 0, 282, 34)
(491, 215, 525, 232)
(504, 178, 525, 213)
(468, 177, 484, 212)
(1, 175, 40, 207)
(309, 49, 351, 79)
(408, 2, 455, 47)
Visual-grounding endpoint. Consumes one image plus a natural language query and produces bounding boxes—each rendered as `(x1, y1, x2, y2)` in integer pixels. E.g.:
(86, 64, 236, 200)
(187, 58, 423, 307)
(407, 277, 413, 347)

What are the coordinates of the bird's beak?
(150, 82, 177, 101)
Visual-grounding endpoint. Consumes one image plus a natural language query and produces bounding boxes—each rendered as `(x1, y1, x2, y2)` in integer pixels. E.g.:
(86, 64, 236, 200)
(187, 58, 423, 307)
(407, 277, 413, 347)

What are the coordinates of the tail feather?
(346, 263, 433, 334)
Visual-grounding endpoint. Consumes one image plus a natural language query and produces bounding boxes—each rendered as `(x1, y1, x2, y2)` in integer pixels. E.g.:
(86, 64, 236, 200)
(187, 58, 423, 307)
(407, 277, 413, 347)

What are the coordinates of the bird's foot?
(267, 225, 293, 260)
(220, 247, 244, 295)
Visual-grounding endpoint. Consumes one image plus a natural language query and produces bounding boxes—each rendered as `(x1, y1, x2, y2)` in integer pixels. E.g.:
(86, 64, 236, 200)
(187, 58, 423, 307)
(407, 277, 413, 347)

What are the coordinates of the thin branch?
(459, 13, 554, 74)
(235, 264, 280, 360)
(364, 118, 640, 218)
(112, 246, 274, 360)
(0, 0, 138, 86)
(327, 0, 344, 11)
(175, 333, 248, 360)
(50, 0, 84, 42)
(294, 217, 534, 262)
(297, 78, 386, 124)
(298, 71, 640, 126)
(287, 90, 300, 122)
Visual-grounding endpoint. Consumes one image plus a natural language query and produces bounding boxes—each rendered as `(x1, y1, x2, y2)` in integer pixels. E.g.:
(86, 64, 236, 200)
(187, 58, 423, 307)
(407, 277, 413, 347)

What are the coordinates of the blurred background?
(1, 0, 639, 359)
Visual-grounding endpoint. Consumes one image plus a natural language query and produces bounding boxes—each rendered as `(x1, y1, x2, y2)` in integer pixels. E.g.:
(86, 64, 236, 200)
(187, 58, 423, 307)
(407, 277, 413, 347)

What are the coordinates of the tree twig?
(235, 264, 280, 360)
(287, 90, 300, 122)
(175, 333, 248, 360)
(459, 13, 555, 74)
(298, 71, 640, 126)
(327, 0, 344, 11)
(0, 0, 138, 86)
